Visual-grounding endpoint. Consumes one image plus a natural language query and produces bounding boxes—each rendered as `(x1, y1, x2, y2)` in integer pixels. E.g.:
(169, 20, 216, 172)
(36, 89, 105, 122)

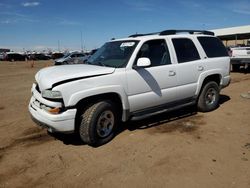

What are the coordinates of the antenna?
(80, 30, 83, 52)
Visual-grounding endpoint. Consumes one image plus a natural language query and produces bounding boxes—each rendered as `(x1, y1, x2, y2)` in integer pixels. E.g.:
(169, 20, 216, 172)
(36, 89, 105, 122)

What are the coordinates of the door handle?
(198, 66, 204, 71)
(169, 70, 176, 76)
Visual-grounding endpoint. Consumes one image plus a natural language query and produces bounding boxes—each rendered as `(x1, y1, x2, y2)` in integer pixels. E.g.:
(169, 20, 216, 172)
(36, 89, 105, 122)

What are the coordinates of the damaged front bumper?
(28, 83, 76, 133)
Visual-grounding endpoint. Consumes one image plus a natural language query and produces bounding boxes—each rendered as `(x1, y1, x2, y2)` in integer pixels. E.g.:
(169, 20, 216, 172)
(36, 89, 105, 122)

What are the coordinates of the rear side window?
(198, 37, 228, 57)
(172, 38, 200, 63)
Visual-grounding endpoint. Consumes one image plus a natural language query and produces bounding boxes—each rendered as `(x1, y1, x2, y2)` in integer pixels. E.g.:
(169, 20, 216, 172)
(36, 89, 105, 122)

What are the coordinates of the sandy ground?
(0, 60, 249, 188)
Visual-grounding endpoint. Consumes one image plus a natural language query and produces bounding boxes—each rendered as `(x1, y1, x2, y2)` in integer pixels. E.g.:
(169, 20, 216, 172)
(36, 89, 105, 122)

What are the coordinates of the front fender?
(67, 85, 129, 112)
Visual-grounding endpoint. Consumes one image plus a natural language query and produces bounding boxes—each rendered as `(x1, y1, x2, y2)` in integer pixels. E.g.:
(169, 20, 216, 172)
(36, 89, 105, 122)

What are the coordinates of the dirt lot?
(0, 61, 250, 188)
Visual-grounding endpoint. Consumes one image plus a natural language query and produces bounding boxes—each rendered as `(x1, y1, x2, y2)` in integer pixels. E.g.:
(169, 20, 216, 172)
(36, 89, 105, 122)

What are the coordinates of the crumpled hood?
(35, 64, 115, 90)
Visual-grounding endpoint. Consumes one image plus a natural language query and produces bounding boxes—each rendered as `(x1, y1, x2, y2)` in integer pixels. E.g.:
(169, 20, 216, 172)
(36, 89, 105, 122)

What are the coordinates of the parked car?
(230, 46, 250, 71)
(51, 53, 64, 60)
(54, 52, 88, 65)
(0, 53, 6, 61)
(30, 53, 51, 60)
(29, 29, 230, 146)
(5, 53, 26, 61)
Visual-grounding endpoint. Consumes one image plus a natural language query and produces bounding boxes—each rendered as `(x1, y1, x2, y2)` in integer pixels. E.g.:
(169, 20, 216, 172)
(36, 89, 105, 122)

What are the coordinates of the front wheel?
(197, 81, 220, 112)
(79, 101, 118, 146)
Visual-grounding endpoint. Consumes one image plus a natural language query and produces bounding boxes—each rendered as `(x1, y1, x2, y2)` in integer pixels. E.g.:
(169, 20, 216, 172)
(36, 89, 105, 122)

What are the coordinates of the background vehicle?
(230, 46, 250, 71)
(0, 53, 6, 61)
(51, 52, 64, 60)
(5, 53, 26, 61)
(54, 52, 88, 65)
(29, 29, 230, 146)
(29, 53, 51, 60)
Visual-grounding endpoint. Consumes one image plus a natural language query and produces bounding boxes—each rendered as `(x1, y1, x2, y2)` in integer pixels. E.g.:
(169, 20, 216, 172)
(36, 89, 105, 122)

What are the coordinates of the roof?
(211, 25, 250, 40)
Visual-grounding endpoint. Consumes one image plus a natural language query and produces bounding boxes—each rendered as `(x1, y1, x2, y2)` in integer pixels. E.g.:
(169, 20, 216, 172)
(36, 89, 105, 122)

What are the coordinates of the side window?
(197, 37, 228, 57)
(136, 39, 171, 67)
(172, 38, 200, 63)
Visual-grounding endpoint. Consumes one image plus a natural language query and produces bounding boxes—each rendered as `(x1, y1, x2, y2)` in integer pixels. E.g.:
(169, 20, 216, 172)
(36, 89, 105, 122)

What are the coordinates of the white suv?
(29, 30, 231, 146)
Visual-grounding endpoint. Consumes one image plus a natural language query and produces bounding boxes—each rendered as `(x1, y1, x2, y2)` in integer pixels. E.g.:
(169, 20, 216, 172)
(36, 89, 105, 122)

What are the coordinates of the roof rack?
(128, 29, 214, 38)
(159, 30, 214, 36)
(129, 32, 159, 38)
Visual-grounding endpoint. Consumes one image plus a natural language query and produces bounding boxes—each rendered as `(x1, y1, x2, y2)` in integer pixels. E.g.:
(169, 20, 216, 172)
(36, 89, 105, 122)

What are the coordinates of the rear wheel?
(79, 101, 118, 146)
(198, 81, 219, 112)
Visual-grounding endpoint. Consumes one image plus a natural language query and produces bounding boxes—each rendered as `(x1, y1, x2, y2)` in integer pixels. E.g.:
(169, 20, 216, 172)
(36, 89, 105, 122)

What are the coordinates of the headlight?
(42, 90, 62, 99)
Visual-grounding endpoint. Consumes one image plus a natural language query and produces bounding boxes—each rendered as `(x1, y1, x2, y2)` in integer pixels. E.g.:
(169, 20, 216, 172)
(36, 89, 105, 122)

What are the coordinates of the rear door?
(171, 37, 203, 100)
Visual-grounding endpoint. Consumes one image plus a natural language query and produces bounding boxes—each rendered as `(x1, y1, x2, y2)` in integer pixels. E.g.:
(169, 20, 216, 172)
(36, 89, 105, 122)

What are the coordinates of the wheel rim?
(96, 110, 114, 138)
(205, 88, 217, 105)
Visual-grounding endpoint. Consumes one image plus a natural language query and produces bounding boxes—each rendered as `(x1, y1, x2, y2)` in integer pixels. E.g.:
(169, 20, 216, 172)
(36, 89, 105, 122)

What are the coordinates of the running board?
(130, 101, 196, 121)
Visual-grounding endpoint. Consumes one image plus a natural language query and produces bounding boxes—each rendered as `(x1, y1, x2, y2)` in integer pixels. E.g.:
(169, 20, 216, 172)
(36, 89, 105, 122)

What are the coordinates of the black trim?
(52, 73, 109, 88)
(35, 84, 41, 93)
(128, 30, 214, 38)
(160, 30, 214, 36)
(131, 97, 196, 118)
(129, 32, 159, 38)
(66, 105, 76, 110)
(42, 97, 64, 103)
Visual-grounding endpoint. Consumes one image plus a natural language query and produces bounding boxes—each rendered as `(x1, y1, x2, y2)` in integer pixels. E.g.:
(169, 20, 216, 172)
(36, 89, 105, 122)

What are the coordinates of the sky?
(0, 0, 250, 51)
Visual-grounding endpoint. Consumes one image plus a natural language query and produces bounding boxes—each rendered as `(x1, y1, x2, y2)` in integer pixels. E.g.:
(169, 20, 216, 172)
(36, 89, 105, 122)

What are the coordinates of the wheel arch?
(74, 92, 129, 132)
(196, 72, 222, 96)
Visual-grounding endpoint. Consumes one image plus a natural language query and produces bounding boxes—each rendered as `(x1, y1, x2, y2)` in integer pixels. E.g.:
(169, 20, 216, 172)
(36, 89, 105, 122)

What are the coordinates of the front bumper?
(29, 84, 76, 133)
(221, 75, 231, 89)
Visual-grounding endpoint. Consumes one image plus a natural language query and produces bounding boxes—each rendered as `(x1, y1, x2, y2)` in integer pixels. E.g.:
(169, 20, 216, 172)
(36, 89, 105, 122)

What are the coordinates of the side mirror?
(136, 57, 151, 68)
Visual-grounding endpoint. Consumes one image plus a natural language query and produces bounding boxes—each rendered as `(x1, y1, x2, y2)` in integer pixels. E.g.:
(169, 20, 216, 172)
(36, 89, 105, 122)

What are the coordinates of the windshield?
(87, 40, 138, 68)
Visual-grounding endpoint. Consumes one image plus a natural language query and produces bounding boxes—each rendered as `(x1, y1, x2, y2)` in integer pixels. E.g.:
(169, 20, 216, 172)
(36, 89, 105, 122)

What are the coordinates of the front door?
(126, 39, 177, 112)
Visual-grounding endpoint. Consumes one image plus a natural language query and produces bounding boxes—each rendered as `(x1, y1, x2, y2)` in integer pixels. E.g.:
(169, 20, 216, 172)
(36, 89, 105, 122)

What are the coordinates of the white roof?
(211, 25, 250, 37)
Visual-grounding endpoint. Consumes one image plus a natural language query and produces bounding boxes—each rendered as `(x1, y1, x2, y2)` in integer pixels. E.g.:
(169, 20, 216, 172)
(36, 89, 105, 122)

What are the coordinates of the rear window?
(172, 38, 200, 63)
(198, 37, 228, 57)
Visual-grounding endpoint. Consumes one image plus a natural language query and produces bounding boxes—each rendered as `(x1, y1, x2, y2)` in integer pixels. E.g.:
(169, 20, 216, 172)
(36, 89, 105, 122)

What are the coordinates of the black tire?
(197, 81, 220, 112)
(79, 101, 118, 146)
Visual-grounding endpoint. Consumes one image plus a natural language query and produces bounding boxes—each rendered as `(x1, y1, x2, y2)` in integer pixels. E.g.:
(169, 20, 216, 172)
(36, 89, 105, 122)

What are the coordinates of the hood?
(35, 64, 115, 90)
